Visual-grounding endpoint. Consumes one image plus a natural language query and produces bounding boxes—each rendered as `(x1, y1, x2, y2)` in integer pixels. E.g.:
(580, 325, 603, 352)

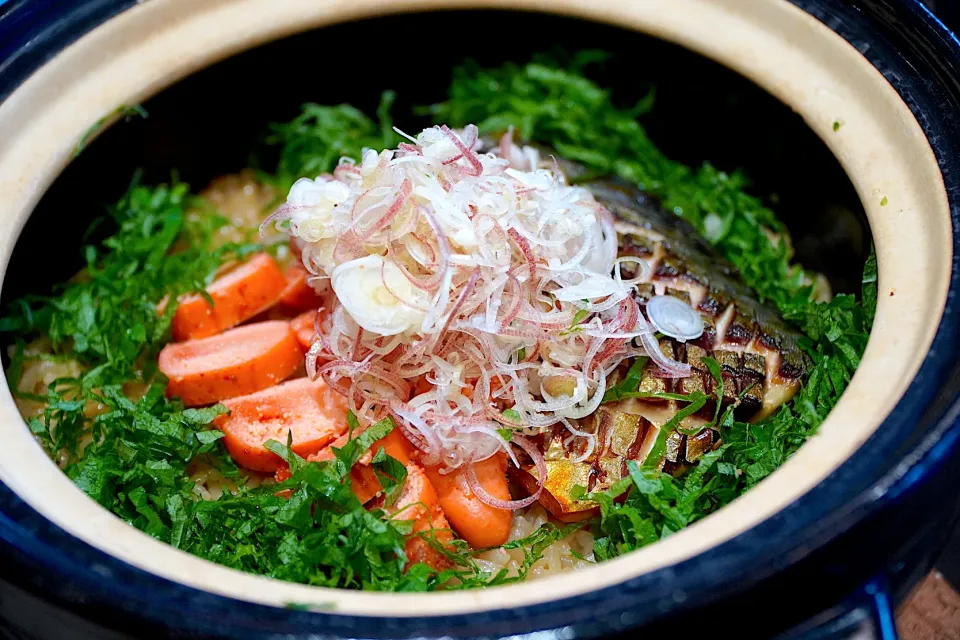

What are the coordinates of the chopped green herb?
(501, 408, 523, 425)
(372, 445, 409, 507)
(602, 357, 648, 403)
(568, 548, 591, 563)
(862, 246, 877, 327)
(880, 196, 888, 206)
(331, 417, 395, 480)
(701, 356, 724, 424)
(267, 91, 400, 191)
(264, 432, 306, 474)
(571, 308, 591, 327)
(346, 409, 360, 440)
(75, 104, 148, 157)
(642, 392, 708, 468)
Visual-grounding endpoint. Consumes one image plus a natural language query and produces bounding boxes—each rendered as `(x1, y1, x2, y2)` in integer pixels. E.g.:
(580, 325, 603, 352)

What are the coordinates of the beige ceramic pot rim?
(0, 0, 951, 618)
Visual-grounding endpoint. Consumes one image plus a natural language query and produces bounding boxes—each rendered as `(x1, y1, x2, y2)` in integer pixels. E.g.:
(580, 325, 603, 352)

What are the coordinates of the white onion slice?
(553, 274, 627, 302)
(646, 295, 704, 342)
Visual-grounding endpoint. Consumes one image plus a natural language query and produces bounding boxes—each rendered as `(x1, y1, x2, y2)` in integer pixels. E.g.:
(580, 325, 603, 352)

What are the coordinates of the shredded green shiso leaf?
(1, 52, 875, 586)
(74, 104, 148, 158)
(267, 91, 401, 192)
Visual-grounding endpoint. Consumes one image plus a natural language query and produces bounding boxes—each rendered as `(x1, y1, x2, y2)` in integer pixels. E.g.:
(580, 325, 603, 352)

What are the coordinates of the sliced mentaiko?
(159, 320, 303, 407)
(170, 252, 287, 341)
(214, 376, 350, 473)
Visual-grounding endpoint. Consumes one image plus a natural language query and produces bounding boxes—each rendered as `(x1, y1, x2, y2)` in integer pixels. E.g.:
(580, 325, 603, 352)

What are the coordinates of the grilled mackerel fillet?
(513, 168, 811, 521)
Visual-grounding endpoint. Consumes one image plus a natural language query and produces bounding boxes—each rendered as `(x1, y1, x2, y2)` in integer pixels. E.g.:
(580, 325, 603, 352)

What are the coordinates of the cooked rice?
(11, 338, 84, 419)
(195, 170, 278, 244)
(474, 505, 595, 580)
(188, 460, 268, 500)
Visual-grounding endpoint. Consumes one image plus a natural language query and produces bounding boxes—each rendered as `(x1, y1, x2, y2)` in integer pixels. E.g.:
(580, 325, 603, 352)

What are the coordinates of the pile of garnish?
(265, 124, 704, 508)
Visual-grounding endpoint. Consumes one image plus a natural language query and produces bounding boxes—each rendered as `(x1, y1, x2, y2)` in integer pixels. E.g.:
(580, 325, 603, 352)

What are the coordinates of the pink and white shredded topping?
(263, 124, 702, 509)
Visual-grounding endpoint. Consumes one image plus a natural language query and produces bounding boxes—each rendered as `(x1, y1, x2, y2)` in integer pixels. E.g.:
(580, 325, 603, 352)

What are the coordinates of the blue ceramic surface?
(0, 1, 959, 638)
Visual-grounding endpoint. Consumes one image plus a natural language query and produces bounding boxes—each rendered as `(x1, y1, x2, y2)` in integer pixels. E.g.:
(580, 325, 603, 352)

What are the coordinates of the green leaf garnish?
(602, 357, 648, 403)
(267, 91, 400, 192)
(75, 104, 148, 158)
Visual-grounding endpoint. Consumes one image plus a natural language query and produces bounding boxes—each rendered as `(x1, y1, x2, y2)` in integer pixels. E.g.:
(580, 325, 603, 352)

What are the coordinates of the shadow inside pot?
(0, 10, 868, 311)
